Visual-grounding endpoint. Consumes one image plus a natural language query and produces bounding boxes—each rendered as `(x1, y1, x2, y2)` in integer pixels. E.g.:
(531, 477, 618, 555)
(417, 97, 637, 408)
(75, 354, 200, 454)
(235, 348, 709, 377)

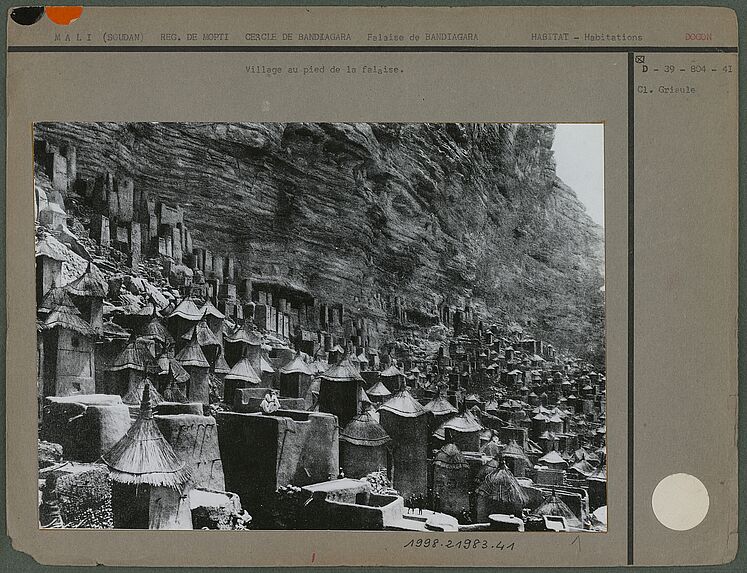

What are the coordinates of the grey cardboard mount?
(4, 5, 739, 568)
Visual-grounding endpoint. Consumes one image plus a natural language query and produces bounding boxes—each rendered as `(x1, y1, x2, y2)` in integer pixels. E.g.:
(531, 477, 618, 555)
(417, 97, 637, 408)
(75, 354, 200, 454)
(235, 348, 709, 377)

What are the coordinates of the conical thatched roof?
(591, 505, 607, 528)
(570, 459, 595, 477)
(109, 337, 149, 372)
(259, 354, 275, 373)
(224, 357, 261, 384)
(440, 410, 483, 434)
(480, 439, 504, 458)
(476, 456, 501, 484)
(141, 311, 173, 345)
(38, 283, 75, 315)
(65, 262, 106, 298)
(199, 300, 225, 320)
(366, 380, 392, 398)
(588, 465, 607, 481)
(310, 357, 328, 374)
(502, 439, 530, 463)
(484, 399, 500, 412)
(380, 364, 405, 378)
(539, 450, 568, 466)
(134, 300, 162, 318)
(181, 318, 221, 348)
(102, 382, 191, 489)
(213, 352, 231, 375)
(477, 461, 529, 514)
(379, 389, 425, 418)
(340, 412, 390, 447)
(434, 443, 468, 469)
(357, 385, 371, 405)
(123, 377, 165, 406)
(159, 356, 190, 384)
(280, 353, 313, 376)
(424, 393, 458, 416)
(43, 300, 95, 337)
(224, 323, 263, 346)
(103, 320, 131, 339)
(175, 329, 210, 368)
(162, 378, 188, 403)
(36, 235, 67, 261)
(320, 356, 364, 382)
(169, 297, 203, 321)
(531, 491, 582, 529)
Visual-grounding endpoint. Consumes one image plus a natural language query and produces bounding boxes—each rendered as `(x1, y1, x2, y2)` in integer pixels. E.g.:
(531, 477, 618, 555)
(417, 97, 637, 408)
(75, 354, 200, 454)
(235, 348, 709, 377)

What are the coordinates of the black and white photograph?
(34, 121, 605, 533)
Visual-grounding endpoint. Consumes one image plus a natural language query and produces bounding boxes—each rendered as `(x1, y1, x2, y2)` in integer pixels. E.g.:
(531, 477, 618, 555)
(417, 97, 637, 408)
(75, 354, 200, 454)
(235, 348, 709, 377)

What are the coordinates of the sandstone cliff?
(35, 122, 604, 364)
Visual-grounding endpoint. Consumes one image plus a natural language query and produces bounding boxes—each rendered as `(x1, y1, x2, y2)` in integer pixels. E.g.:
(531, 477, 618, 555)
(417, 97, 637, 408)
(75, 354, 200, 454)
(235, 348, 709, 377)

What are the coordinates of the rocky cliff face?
(35, 122, 604, 363)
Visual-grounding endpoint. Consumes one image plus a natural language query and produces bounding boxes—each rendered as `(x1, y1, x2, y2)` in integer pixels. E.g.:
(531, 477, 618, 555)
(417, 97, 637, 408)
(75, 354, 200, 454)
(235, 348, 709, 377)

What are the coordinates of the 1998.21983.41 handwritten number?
(403, 539, 515, 550)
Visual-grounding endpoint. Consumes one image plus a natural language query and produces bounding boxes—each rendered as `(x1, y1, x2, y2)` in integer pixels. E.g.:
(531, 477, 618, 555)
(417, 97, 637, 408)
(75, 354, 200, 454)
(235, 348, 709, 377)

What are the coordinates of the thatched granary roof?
(42, 296, 95, 337)
(109, 338, 150, 372)
(38, 282, 74, 315)
(340, 412, 391, 447)
(502, 439, 530, 463)
(380, 364, 405, 378)
(365, 381, 392, 398)
(424, 394, 458, 416)
(477, 460, 529, 510)
(259, 355, 275, 374)
(102, 382, 191, 489)
(309, 357, 328, 375)
(36, 234, 67, 261)
(440, 410, 483, 434)
(224, 357, 262, 384)
(181, 318, 221, 348)
(480, 439, 504, 459)
(141, 311, 173, 345)
(476, 456, 501, 484)
(379, 389, 425, 418)
(213, 352, 231, 375)
(539, 450, 567, 466)
(123, 377, 165, 406)
(224, 323, 263, 346)
(103, 320, 131, 339)
(175, 329, 210, 368)
(434, 443, 468, 469)
(199, 300, 225, 320)
(133, 300, 162, 318)
(162, 378, 188, 403)
(320, 356, 364, 383)
(531, 491, 582, 529)
(570, 459, 595, 477)
(65, 262, 106, 298)
(279, 353, 313, 376)
(169, 297, 203, 321)
(158, 355, 190, 384)
(588, 465, 607, 481)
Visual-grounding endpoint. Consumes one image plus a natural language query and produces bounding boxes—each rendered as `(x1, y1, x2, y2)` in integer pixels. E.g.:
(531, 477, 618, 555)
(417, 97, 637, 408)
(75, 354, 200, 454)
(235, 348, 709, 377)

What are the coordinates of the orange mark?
(45, 6, 83, 25)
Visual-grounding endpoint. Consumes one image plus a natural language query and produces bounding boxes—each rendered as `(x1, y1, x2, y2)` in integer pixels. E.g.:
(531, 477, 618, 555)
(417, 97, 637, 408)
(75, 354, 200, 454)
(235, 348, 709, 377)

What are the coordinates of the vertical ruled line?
(627, 51, 635, 566)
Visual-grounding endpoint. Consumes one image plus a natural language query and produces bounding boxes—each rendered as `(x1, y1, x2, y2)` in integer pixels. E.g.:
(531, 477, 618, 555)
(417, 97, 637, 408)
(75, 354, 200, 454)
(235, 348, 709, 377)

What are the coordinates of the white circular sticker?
(652, 473, 709, 531)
